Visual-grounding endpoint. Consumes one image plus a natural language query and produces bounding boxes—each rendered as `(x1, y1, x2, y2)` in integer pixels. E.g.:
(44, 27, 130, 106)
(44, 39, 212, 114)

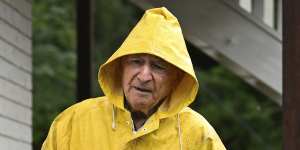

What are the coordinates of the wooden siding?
(0, 0, 32, 149)
(0, 135, 31, 150)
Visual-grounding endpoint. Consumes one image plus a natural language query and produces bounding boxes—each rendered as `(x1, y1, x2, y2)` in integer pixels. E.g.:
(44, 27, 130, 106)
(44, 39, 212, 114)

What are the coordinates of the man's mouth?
(133, 86, 152, 93)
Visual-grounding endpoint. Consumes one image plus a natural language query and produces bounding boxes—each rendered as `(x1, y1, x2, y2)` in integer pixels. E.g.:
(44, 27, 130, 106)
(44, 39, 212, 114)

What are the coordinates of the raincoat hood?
(98, 7, 199, 118)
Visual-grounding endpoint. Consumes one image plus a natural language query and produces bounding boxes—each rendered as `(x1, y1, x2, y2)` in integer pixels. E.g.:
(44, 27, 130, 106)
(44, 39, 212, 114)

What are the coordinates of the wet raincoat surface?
(42, 7, 226, 150)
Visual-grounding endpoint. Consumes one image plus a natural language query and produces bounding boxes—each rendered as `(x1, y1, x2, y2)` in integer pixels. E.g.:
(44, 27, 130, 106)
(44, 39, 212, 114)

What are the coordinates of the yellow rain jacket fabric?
(42, 7, 226, 150)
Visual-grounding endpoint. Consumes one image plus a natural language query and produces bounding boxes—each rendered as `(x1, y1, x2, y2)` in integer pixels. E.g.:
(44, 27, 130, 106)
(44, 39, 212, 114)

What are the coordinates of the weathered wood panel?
(0, 0, 32, 148)
(0, 97, 32, 125)
(0, 39, 32, 72)
(252, 0, 264, 19)
(0, 19, 31, 55)
(76, 0, 94, 100)
(276, 0, 282, 34)
(0, 0, 32, 37)
(0, 78, 32, 107)
(0, 58, 32, 90)
(283, 0, 300, 149)
(1, 0, 32, 20)
(0, 135, 31, 150)
(0, 117, 31, 143)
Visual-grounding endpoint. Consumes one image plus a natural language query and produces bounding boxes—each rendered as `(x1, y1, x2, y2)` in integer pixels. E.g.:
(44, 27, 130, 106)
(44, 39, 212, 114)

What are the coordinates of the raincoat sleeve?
(196, 128, 226, 150)
(41, 106, 75, 150)
(196, 119, 226, 150)
(186, 109, 227, 150)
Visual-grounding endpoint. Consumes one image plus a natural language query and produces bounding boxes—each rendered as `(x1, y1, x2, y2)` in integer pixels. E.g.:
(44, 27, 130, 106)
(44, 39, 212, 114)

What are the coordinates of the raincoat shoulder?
(41, 97, 110, 150)
(178, 107, 226, 150)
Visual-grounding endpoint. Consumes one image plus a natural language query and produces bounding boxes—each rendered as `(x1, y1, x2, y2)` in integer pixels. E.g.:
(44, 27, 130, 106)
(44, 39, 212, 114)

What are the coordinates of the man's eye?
(152, 63, 166, 71)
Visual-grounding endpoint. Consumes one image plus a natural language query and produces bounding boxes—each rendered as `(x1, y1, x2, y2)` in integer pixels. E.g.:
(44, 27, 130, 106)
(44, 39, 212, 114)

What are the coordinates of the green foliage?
(92, 0, 142, 96)
(191, 66, 282, 150)
(32, 0, 76, 149)
(32, 0, 140, 149)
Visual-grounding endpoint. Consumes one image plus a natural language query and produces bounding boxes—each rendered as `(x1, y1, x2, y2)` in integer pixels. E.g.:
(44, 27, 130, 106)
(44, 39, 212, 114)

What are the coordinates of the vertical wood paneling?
(275, 0, 282, 34)
(283, 0, 300, 149)
(76, 0, 94, 101)
(252, 0, 264, 19)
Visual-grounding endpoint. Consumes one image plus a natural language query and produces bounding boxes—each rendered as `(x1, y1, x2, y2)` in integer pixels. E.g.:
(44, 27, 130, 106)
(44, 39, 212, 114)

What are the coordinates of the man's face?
(121, 54, 181, 114)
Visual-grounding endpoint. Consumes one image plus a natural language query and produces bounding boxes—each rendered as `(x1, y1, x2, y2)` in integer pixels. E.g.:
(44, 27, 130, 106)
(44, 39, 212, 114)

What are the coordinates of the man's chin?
(130, 94, 152, 102)
(131, 101, 151, 111)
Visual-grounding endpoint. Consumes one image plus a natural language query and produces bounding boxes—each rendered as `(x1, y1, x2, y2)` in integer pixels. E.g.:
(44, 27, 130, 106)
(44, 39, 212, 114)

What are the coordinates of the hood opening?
(98, 7, 199, 118)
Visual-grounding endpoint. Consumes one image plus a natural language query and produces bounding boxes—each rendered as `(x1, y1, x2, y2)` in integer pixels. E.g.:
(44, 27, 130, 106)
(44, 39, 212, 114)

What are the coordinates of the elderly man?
(42, 7, 226, 150)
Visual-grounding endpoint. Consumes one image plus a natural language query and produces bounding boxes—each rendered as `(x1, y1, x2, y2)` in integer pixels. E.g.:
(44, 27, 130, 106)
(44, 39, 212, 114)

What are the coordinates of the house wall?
(0, 0, 32, 149)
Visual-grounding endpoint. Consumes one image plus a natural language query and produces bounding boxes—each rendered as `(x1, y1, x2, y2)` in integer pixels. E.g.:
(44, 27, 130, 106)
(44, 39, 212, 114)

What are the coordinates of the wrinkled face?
(121, 54, 181, 114)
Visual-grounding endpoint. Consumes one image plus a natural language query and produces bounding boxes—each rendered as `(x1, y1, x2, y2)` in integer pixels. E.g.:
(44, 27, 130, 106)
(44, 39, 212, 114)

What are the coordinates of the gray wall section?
(0, 0, 32, 149)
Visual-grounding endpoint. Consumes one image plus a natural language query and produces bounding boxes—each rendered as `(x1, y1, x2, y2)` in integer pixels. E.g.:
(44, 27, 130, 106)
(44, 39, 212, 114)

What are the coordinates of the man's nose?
(137, 65, 152, 82)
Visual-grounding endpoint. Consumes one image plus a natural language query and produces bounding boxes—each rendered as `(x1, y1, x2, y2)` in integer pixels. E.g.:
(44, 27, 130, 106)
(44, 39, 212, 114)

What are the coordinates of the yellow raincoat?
(42, 7, 226, 150)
